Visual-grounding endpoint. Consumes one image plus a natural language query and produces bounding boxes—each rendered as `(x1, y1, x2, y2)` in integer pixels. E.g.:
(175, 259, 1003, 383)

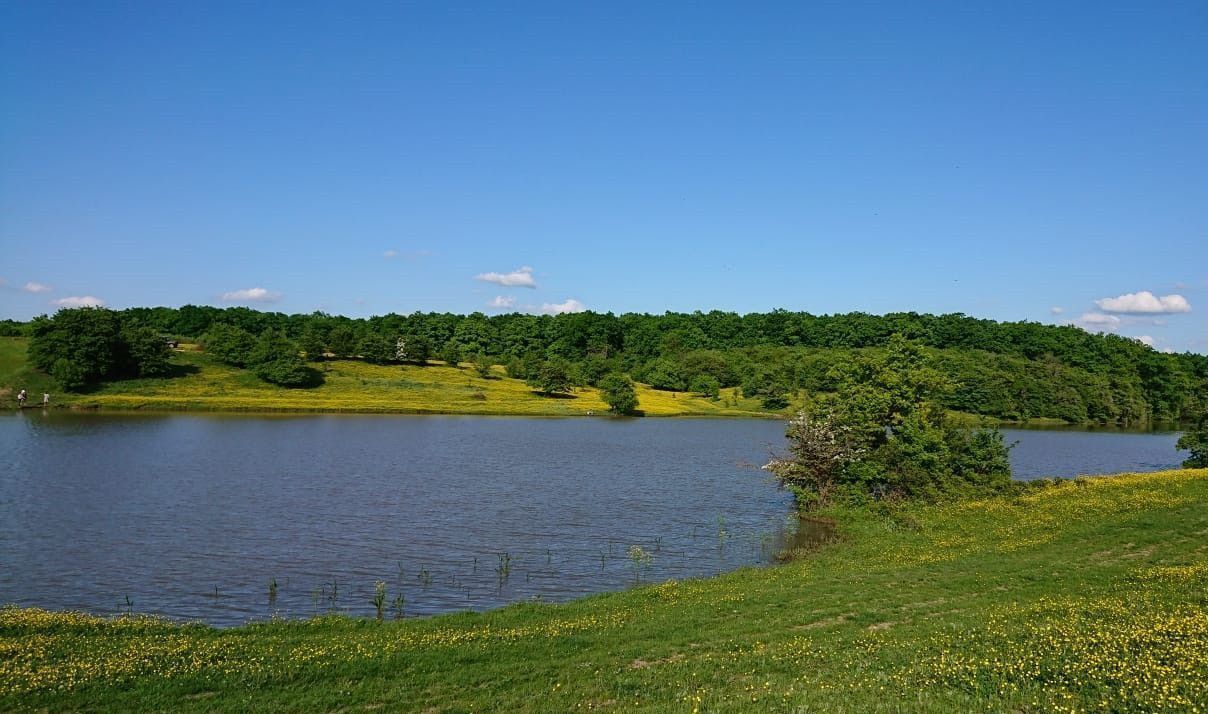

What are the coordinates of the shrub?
(765, 336, 1012, 506)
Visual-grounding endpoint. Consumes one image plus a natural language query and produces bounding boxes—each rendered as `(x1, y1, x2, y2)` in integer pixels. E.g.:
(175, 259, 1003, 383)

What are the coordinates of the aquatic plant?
(627, 545, 653, 584)
(370, 581, 387, 621)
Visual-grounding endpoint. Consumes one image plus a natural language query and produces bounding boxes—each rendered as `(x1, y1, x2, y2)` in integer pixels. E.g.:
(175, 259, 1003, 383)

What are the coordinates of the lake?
(0, 412, 1185, 626)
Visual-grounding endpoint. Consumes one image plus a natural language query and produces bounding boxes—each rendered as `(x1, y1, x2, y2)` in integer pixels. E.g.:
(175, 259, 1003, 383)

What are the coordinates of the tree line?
(12, 305, 1207, 424)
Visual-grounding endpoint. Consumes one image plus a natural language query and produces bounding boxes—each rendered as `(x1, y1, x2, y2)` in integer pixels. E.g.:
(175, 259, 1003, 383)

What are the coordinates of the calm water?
(0, 413, 1185, 626)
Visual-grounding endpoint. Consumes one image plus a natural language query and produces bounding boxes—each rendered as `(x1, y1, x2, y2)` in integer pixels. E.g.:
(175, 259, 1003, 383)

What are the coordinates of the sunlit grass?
(2, 468, 1205, 712)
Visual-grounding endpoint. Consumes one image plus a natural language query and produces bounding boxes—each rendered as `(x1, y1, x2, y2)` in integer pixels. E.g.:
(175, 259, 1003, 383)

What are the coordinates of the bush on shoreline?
(765, 335, 1012, 507)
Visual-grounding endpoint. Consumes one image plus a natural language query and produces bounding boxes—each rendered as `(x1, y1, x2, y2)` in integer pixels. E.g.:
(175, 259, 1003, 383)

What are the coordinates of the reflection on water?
(0, 413, 1185, 626)
(0, 413, 795, 626)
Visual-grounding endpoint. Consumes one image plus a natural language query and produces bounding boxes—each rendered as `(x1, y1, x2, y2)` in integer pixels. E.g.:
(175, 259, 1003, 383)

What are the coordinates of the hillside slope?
(0, 338, 771, 417)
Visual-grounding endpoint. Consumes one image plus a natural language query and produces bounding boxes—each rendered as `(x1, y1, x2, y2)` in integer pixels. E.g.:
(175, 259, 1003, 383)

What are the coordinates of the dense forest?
(5, 306, 1205, 425)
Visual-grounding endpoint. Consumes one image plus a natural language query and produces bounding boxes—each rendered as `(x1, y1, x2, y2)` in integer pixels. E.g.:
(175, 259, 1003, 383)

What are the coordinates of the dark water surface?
(0, 413, 1184, 626)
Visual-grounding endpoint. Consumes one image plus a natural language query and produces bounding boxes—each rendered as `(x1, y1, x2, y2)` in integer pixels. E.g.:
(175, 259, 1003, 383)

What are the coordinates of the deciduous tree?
(598, 373, 638, 415)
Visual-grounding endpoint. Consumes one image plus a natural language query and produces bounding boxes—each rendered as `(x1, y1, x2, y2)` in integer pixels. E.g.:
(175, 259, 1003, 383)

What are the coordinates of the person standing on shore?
(17, 389, 27, 407)
(42, 393, 50, 406)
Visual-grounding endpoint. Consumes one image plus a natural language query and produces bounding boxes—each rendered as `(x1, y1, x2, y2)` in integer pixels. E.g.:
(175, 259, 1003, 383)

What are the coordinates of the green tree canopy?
(358, 333, 397, 365)
(765, 335, 1012, 506)
(202, 324, 256, 367)
(28, 308, 172, 391)
(527, 359, 574, 396)
(1177, 414, 1208, 468)
(598, 372, 639, 415)
(248, 330, 315, 387)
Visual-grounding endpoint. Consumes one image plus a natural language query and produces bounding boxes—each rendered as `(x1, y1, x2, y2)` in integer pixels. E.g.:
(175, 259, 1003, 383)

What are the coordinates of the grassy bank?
(2, 469, 1205, 712)
(0, 338, 772, 417)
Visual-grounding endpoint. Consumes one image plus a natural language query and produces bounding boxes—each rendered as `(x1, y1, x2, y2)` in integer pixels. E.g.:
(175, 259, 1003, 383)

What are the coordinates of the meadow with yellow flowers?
(2, 467, 1204, 712)
(0, 337, 773, 417)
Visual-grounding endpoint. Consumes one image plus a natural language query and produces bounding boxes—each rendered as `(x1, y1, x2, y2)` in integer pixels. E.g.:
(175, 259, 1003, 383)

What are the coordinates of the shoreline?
(2, 468, 1204, 712)
(12, 402, 1186, 431)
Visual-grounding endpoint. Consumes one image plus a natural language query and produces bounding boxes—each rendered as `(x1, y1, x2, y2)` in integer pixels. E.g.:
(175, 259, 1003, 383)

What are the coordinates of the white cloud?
(220, 287, 282, 303)
(475, 266, 537, 288)
(383, 249, 398, 259)
(23, 281, 52, 293)
(540, 298, 587, 315)
(1049, 306, 1064, 315)
(488, 295, 517, 310)
(1073, 312, 1121, 331)
(1094, 291, 1191, 314)
(1134, 335, 1155, 347)
(52, 296, 104, 308)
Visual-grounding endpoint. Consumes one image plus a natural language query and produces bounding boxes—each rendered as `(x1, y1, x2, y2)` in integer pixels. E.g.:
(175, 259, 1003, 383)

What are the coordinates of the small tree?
(327, 325, 358, 359)
(598, 372, 638, 415)
(473, 353, 495, 379)
(689, 375, 721, 399)
(439, 341, 462, 368)
(397, 334, 431, 364)
(299, 326, 327, 361)
(359, 333, 396, 364)
(527, 359, 573, 396)
(202, 323, 256, 367)
(640, 358, 687, 391)
(742, 370, 791, 409)
(763, 412, 864, 506)
(248, 330, 314, 386)
(119, 322, 172, 377)
(1177, 414, 1208, 468)
(50, 358, 88, 392)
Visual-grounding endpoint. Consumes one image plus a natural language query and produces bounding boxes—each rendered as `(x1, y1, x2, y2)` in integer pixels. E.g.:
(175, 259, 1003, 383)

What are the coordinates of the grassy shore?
(0, 338, 773, 417)
(2, 468, 1205, 712)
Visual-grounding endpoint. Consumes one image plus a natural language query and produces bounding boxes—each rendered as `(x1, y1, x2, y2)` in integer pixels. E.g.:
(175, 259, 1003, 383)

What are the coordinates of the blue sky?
(2, 1, 1205, 352)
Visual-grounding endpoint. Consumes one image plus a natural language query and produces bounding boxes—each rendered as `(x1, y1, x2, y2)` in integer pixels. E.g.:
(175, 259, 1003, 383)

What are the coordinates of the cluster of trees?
(200, 324, 319, 387)
(93, 305, 1208, 423)
(27, 308, 172, 391)
(12, 305, 1206, 424)
(764, 337, 1013, 506)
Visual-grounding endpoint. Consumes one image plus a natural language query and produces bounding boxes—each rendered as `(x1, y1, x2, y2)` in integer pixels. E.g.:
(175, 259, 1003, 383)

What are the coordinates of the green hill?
(7, 305, 1206, 424)
(0, 338, 769, 417)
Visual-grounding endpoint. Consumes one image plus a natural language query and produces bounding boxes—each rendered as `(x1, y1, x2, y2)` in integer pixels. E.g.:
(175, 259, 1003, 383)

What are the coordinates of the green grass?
(0, 338, 772, 417)
(0, 338, 56, 406)
(3, 469, 1205, 712)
